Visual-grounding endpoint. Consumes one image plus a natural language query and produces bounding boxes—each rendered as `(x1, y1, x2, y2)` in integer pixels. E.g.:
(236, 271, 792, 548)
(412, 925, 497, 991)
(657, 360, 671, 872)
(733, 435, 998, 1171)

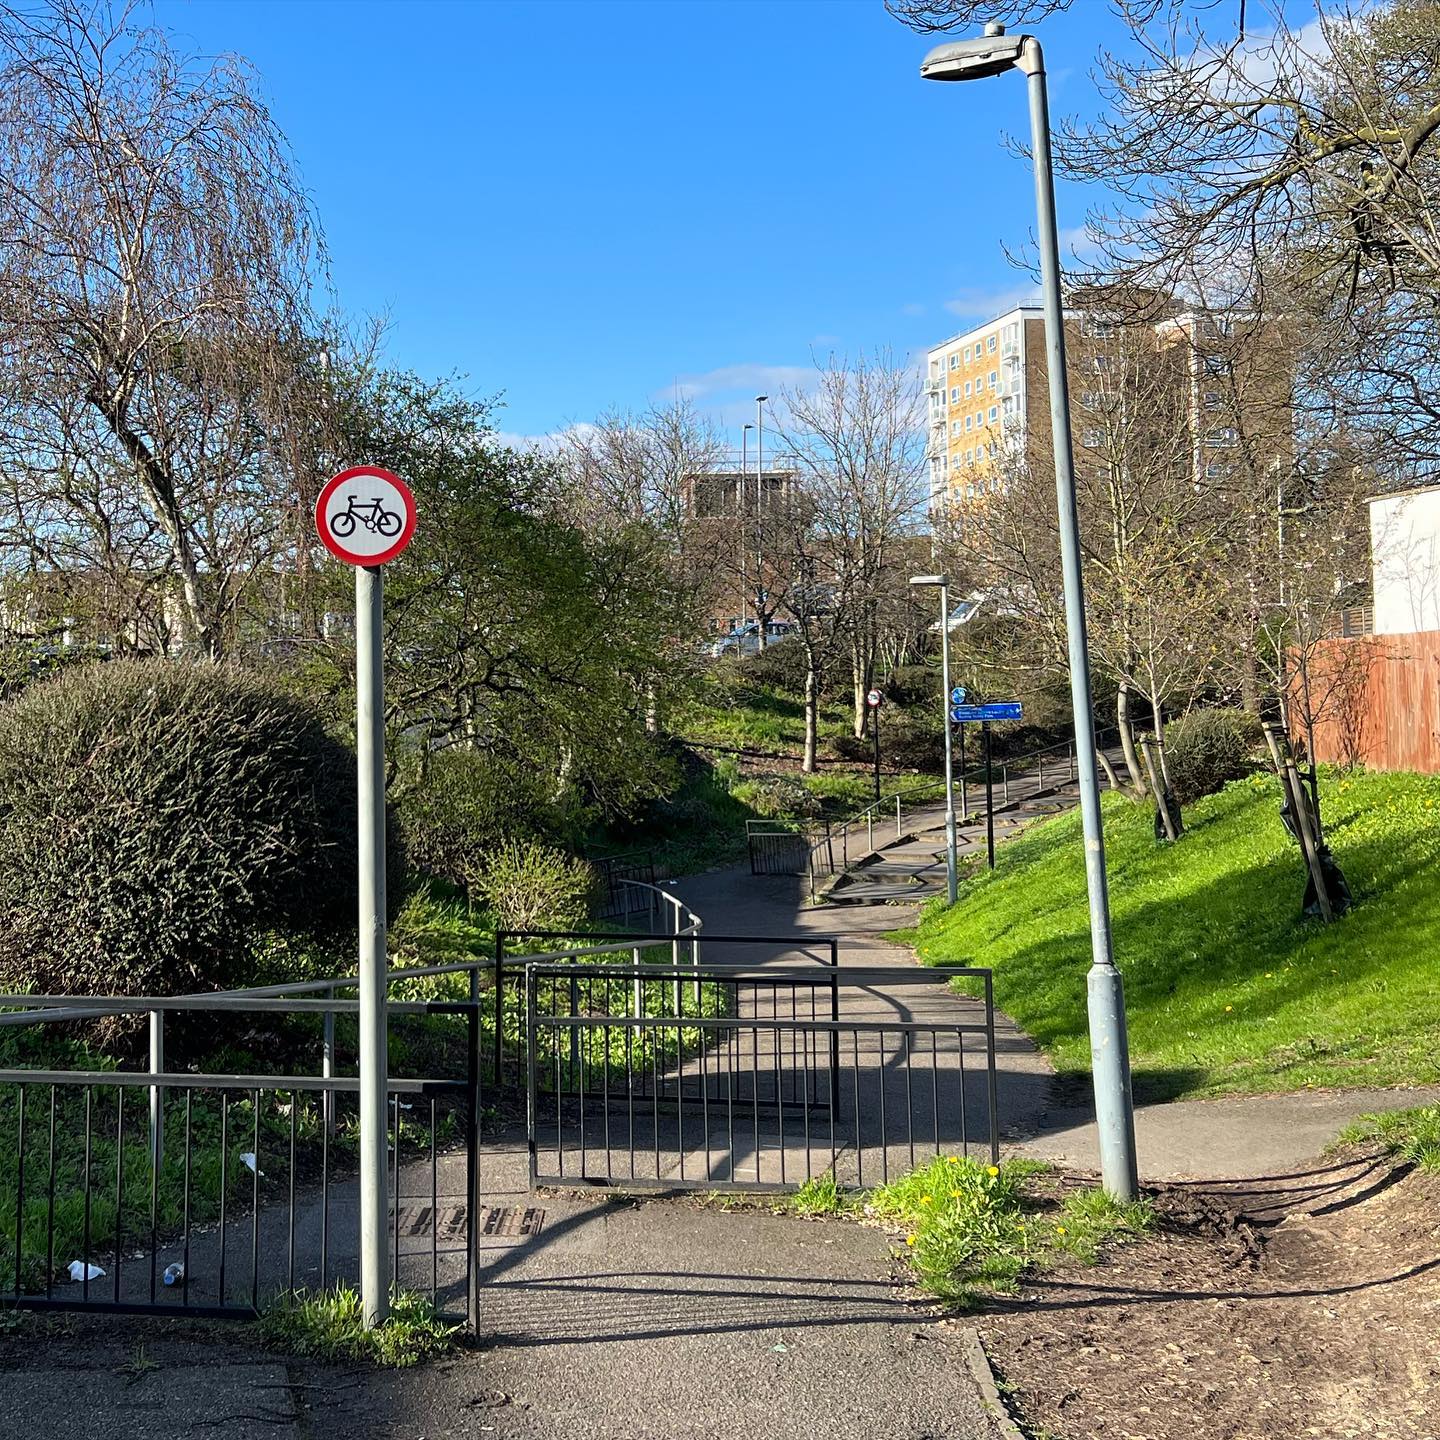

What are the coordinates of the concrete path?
(672, 773, 1440, 1185)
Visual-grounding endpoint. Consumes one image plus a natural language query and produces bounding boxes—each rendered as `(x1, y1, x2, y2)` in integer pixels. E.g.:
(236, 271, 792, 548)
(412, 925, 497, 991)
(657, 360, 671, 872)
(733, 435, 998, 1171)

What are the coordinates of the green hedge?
(0, 660, 356, 998)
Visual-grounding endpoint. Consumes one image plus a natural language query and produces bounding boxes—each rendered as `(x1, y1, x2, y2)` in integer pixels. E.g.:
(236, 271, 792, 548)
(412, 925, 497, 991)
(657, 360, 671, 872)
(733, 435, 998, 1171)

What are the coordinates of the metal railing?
(526, 962, 998, 1191)
(0, 993, 481, 1324)
(744, 729, 1117, 898)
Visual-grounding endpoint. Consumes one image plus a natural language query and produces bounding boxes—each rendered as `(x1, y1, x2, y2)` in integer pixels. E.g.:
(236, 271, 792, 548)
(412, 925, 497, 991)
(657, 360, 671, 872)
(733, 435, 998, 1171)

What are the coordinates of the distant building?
(1369, 484, 1440, 636)
(681, 455, 802, 637)
(924, 295, 1293, 519)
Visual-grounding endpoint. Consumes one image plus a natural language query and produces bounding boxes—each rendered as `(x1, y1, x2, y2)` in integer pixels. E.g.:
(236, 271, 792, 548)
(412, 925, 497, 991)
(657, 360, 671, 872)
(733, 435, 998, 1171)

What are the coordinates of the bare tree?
(773, 354, 929, 750)
(0, 0, 324, 658)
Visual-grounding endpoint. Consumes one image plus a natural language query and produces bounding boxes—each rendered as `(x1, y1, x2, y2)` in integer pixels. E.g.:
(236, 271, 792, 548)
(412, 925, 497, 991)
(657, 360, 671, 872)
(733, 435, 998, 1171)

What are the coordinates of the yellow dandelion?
(986, 1165, 1000, 1176)
(950, 1189, 962, 1199)
(947, 1156, 960, 1165)
(1224, 1005, 1233, 1012)
(905, 1235, 916, 1246)
(919, 1194, 932, 1205)
(1057, 1226, 1067, 1236)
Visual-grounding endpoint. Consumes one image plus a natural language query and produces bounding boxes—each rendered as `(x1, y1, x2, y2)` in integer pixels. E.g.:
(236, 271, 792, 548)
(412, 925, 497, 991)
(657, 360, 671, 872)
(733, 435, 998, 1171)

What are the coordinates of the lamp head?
(920, 23, 1026, 82)
(909, 574, 949, 588)
(756, 394, 769, 404)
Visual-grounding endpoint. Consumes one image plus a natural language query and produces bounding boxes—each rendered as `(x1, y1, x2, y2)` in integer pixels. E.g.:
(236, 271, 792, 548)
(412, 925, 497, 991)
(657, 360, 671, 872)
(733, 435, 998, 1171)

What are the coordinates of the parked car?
(707, 620, 794, 658)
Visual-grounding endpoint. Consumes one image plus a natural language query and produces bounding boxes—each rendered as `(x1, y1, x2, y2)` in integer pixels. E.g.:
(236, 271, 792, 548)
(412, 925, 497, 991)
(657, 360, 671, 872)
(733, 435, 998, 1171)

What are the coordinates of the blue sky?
(153, 0, 1131, 446)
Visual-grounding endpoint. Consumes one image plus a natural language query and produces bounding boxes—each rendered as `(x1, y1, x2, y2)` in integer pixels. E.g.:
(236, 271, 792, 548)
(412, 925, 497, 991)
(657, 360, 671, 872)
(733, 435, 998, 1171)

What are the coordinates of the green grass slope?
(910, 769, 1440, 1099)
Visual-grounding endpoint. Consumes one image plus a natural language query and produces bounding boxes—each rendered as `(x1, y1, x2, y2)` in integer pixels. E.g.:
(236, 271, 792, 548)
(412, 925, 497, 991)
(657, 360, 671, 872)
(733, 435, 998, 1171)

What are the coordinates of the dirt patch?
(978, 1149, 1440, 1439)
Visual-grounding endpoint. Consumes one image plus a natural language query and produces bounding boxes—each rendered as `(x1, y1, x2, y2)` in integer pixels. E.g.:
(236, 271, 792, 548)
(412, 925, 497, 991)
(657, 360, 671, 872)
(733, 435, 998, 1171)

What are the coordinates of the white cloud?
(1058, 223, 1105, 261)
(493, 421, 597, 452)
(943, 284, 1042, 322)
(664, 362, 815, 404)
(900, 302, 927, 318)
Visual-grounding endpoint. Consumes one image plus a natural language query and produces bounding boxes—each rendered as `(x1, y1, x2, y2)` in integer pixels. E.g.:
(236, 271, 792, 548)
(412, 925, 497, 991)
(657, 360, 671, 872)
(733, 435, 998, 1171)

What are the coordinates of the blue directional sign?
(950, 686, 967, 705)
(950, 701, 1024, 723)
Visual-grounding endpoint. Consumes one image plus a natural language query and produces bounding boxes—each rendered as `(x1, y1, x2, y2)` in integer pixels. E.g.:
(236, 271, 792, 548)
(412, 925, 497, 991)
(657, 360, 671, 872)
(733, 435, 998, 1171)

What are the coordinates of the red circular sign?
(866, 688, 884, 707)
(315, 466, 417, 566)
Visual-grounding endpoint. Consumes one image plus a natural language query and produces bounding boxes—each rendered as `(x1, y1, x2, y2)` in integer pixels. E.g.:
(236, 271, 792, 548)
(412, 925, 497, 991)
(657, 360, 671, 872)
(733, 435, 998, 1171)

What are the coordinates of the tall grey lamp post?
(755, 394, 769, 648)
(741, 422, 753, 629)
(909, 574, 958, 906)
(919, 23, 1139, 1200)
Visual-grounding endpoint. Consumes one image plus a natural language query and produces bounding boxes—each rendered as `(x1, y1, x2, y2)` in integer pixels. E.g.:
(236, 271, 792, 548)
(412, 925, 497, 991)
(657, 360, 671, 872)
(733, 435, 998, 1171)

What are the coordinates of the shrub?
(394, 748, 552, 894)
(1163, 707, 1263, 803)
(0, 659, 356, 998)
(466, 839, 594, 933)
(731, 774, 823, 821)
(736, 636, 809, 695)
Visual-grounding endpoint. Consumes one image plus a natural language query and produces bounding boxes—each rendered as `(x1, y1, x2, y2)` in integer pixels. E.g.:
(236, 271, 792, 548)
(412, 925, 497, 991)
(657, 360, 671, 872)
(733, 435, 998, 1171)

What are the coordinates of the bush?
(736, 636, 809, 695)
(466, 839, 594, 933)
(1163, 707, 1262, 803)
(731, 774, 823, 822)
(394, 748, 552, 894)
(0, 660, 356, 998)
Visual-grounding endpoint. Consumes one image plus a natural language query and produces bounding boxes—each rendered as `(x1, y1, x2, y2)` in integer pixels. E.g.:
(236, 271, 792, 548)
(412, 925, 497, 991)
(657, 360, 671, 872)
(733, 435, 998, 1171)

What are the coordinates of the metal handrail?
(799, 726, 1119, 895)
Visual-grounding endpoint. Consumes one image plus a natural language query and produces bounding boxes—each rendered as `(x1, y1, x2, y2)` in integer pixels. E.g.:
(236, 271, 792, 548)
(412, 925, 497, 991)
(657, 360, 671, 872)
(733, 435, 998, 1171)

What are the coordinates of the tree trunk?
(803, 656, 819, 774)
(851, 641, 869, 741)
(1116, 680, 1147, 797)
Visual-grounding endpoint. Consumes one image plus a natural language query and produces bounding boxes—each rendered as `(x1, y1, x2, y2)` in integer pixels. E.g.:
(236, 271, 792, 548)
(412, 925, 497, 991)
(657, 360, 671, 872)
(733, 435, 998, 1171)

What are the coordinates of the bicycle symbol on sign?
(330, 494, 402, 540)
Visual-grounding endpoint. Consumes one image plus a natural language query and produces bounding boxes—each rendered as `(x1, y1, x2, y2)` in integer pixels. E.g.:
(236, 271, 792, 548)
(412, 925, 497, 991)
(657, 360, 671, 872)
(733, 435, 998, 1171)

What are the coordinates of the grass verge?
(1333, 1105, 1440, 1172)
(869, 1155, 1152, 1306)
(258, 1286, 457, 1367)
(909, 769, 1440, 1098)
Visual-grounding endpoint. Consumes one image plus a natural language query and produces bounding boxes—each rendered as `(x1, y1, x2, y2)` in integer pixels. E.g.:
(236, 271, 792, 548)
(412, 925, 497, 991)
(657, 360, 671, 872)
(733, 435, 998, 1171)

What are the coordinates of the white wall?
(1371, 487, 1440, 635)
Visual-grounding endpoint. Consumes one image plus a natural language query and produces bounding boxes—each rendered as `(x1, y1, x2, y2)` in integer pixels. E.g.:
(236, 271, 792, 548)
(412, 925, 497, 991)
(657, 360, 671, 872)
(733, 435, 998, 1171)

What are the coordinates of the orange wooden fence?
(1294, 630, 1440, 773)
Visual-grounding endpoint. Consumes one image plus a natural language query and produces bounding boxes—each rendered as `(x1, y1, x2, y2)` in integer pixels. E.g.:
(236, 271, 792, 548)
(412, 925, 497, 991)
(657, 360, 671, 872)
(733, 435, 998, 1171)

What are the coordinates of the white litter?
(68, 1260, 105, 1282)
(240, 1152, 264, 1177)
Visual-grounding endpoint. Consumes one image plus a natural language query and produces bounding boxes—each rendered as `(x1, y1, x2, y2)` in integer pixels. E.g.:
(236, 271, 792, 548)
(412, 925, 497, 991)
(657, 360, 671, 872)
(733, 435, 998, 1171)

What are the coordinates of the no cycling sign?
(313, 460, 417, 1327)
(315, 465, 417, 566)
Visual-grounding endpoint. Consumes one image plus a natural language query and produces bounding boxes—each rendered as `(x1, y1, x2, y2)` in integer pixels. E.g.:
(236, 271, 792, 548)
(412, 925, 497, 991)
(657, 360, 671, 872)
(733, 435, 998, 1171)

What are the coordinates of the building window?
(988, 442, 999, 457)
(1206, 427, 1238, 446)
(987, 335, 997, 352)
(988, 405, 999, 422)
(1202, 354, 1230, 375)
(951, 420, 961, 436)
(950, 354, 959, 370)
(1203, 391, 1224, 410)
(1092, 354, 1112, 372)
(987, 370, 997, 388)
(1204, 462, 1225, 479)
(1081, 427, 1103, 447)
(950, 387, 960, 402)
(965, 415, 973, 431)
(961, 381, 970, 397)
(1082, 314, 1116, 338)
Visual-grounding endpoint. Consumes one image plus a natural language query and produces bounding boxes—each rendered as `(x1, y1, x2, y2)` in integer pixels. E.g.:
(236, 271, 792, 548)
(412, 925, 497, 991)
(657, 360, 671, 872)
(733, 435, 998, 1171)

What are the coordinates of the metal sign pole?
(356, 562, 390, 1327)
(983, 719, 996, 869)
(872, 702, 881, 802)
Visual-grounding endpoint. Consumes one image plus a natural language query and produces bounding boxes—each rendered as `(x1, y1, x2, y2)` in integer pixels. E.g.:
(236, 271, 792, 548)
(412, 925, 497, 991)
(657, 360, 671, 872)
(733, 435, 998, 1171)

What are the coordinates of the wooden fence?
(1293, 630, 1440, 773)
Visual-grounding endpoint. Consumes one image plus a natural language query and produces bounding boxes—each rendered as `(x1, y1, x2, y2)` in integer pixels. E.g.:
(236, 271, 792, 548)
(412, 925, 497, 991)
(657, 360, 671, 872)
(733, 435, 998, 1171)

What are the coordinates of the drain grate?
(479, 1205, 545, 1238)
(395, 1204, 544, 1240)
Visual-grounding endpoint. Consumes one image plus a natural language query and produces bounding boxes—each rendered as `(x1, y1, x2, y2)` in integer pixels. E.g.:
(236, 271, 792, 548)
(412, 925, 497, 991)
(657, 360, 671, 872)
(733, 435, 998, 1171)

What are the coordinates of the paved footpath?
(673, 775, 1440, 1183)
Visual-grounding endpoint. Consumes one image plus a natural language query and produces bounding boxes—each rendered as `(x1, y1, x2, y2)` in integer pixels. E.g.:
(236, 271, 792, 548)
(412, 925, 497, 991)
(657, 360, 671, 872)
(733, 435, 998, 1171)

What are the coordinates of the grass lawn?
(907, 768, 1440, 1099)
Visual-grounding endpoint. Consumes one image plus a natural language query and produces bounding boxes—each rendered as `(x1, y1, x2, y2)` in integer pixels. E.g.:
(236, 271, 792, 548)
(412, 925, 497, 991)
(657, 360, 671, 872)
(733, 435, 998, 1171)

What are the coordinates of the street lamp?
(920, 23, 1140, 1200)
(909, 574, 958, 906)
(755, 394, 770, 649)
(741, 423, 754, 631)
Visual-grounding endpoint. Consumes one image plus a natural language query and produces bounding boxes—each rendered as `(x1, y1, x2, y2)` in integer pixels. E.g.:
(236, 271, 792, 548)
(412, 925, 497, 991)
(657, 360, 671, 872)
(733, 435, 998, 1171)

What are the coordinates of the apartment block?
(924, 304, 1042, 510)
(925, 294, 1291, 517)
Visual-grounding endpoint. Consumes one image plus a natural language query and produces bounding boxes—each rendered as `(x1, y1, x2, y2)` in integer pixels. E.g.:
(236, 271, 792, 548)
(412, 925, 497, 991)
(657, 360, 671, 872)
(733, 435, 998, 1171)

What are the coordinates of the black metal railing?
(0, 994, 481, 1324)
(489, 931, 835, 1090)
(524, 963, 997, 1192)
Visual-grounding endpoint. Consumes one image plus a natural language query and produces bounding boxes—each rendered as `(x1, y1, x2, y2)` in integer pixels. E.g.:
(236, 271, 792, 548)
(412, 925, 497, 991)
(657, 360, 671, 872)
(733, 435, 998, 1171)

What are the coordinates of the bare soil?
(979, 1147, 1440, 1440)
